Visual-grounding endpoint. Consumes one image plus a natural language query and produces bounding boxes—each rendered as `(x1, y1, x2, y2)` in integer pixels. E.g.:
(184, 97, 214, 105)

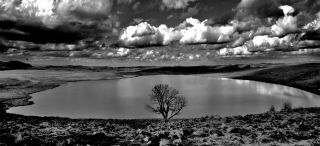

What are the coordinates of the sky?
(0, 0, 320, 57)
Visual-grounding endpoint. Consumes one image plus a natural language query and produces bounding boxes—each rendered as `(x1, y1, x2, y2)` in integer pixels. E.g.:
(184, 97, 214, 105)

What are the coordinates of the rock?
(143, 136, 149, 142)
(157, 131, 170, 139)
(169, 130, 183, 139)
(39, 122, 50, 128)
(200, 116, 209, 122)
(72, 133, 118, 145)
(193, 128, 209, 137)
(172, 139, 182, 145)
(298, 123, 311, 131)
(136, 129, 142, 134)
(16, 137, 43, 145)
(225, 117, 233, 123)
(149, 135, 161, 145)
(210, 130, 224, 137)
(269, 130, 287, 142)
(182, 128, 194, 136)
(159, 139, 170, 146)
(227, 127, 250, 135)
(261, 138, 272, 143)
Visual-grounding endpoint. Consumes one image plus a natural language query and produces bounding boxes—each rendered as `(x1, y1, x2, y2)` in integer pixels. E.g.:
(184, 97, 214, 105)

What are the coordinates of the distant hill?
(0, 61, 32, 70)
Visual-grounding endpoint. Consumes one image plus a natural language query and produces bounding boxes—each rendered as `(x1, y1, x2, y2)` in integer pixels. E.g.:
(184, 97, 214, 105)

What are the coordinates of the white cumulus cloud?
(119, 17, 236, 47)
(271, 5, 299, 36)
(217, 46, 251, 56)
(0, 0, 57, 26)
(119, 22, 180, 47)
(179, 18, 236, 44)
(247, 35, 295, 50)
(56, 0, 113, 20)
(0, 0, 114, 27)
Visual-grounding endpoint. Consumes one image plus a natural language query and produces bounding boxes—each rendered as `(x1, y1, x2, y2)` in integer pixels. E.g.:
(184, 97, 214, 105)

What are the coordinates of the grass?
(234, 63, 320, 95)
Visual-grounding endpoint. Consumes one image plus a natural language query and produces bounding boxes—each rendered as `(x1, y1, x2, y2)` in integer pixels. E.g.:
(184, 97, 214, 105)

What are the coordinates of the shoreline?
(1, 62, 320, 110)
(6, 72, 320, 120)
(0, 63, 273, 107)
(233, 63, 320, 96)
(1, 62, 319, 110)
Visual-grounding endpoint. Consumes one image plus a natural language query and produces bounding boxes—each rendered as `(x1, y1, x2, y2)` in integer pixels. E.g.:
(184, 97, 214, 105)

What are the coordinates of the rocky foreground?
(1, 107, 320, 145)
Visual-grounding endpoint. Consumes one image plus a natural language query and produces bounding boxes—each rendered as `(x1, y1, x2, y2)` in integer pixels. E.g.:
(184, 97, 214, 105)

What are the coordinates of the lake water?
(8, 75, 320, 119)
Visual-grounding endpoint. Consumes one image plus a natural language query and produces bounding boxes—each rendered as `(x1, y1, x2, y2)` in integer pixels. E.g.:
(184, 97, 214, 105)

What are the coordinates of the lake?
(8, 75, 320, 119)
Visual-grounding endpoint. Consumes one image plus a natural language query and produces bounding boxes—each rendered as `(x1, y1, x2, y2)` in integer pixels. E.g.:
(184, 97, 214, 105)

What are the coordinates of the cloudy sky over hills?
(0, 0, 320, 57)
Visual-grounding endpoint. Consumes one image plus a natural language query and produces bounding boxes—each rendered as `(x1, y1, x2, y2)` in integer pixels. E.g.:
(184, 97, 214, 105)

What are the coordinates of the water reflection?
(8, 75, 320, 119)
(230, 78, 320, 104)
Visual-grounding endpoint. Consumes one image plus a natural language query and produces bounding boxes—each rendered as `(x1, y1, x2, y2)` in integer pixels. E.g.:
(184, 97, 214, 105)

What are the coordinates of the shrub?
(281, 102, 292, 111)
(268, 105, 276, 113)
(0, 103, 8, 115)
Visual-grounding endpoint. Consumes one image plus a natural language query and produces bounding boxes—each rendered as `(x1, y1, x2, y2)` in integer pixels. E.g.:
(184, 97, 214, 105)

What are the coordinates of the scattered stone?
(39, 122, 50, 128)
(227, 127, 250, 135)
(298, 123, 311, 131)
(172, 138, 182, 145)
(159, 139, 170, 146)
(1, 107, 320, 145)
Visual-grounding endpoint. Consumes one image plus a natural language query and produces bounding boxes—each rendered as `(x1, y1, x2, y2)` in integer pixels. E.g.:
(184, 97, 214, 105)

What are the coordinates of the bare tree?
(146, 84, 187, 121)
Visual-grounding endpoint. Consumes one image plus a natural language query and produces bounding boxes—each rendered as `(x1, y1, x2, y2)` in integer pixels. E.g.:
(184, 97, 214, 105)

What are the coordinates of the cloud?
(56, 0, 113, 21)
(217, 46, 251, 56)
(271, 5, 299, 36)
(0, 0, 116, 43)
(179, 18, 236, 44)
(161, 0, 197, 9)
(248, 35, 296, 50)
(117, 0, 135, 5)
(236, 0, 320, 19)
(279, 5, 294, 16)
(216, 32, 304, 56)
(237, 0, 258, 8)
(236, 0, 282, 19)
(303, 13, 320, 31)
(1, 0, 320, 58)
(116, 0, 320, 59)
(119, 18, 237, 47)
(0, 0, 115, 27)
(0, 0, 57, 26)
(180, 7, 199, 19)
(118, 22, 180, 47)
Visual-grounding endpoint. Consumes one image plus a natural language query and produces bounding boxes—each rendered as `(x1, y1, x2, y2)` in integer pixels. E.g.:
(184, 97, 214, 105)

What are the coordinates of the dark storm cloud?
(0, 20, 84, 43)
(0, 0, 117, 43)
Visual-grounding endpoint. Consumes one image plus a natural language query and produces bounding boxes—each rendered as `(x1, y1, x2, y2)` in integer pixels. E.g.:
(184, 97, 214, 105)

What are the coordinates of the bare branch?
(146, 84, 187, 121)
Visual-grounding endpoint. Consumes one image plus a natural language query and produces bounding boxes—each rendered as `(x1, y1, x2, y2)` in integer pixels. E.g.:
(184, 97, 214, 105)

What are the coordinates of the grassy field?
(235, 63, 320, 95)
